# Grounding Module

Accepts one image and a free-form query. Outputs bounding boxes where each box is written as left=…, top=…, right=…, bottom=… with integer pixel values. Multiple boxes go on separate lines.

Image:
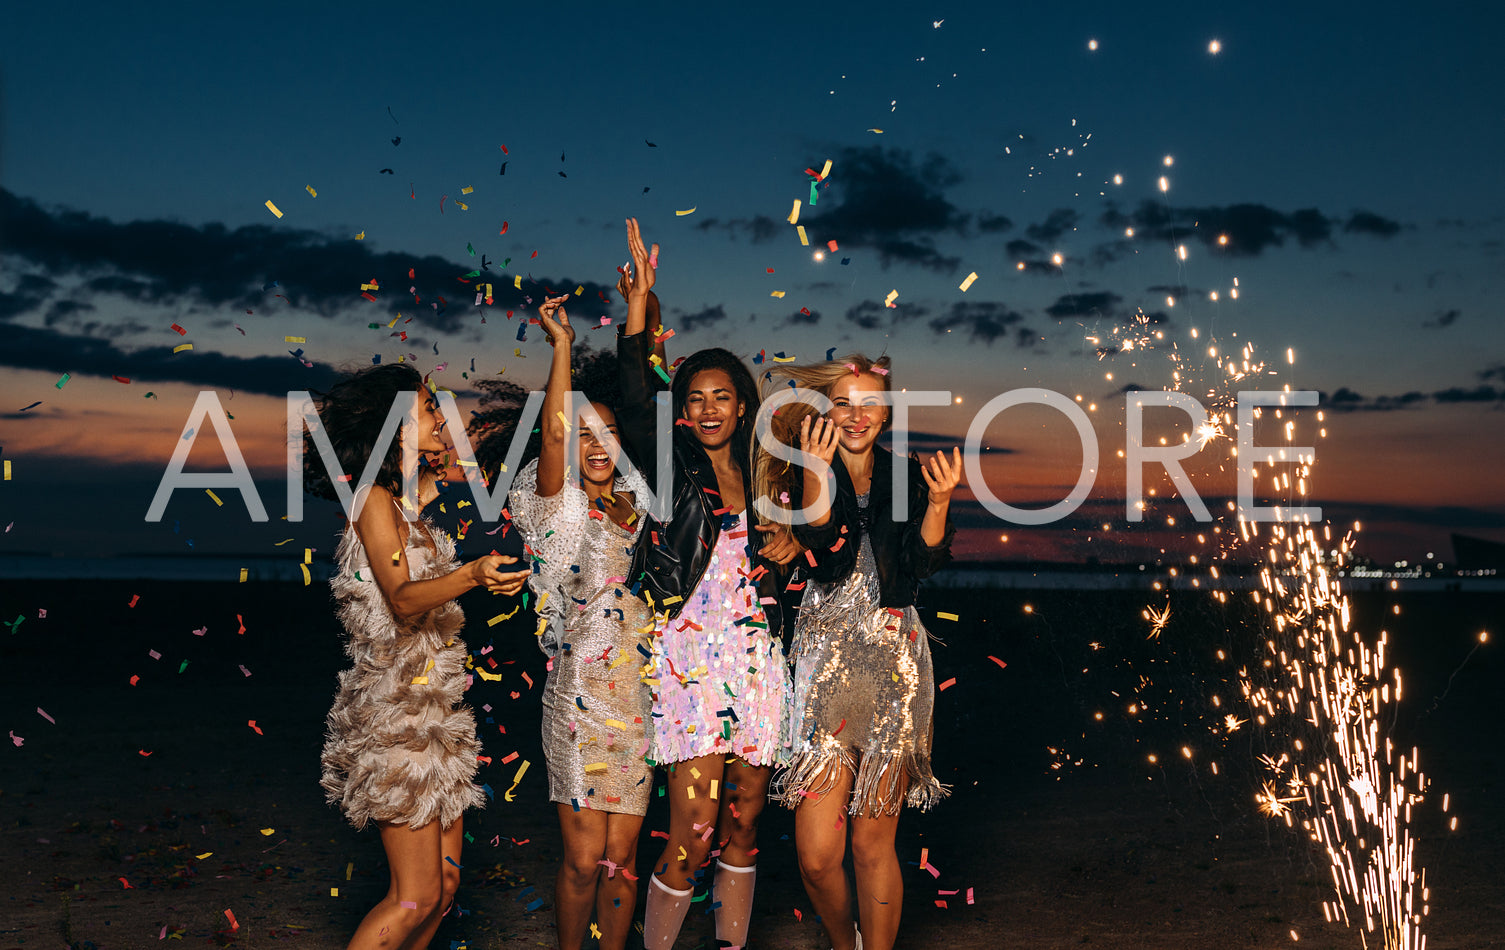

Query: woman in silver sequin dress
left=507, top=294, right=656, bottom=950
left=756, top=354, right=962, bottom=950
left=310, top=364, right=530, bottom=950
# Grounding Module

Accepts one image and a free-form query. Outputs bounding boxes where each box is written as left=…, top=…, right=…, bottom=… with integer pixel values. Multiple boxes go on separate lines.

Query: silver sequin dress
left=778, top=494, right=947, bottom=816
left=510, top=460, right=656, bottom=815
left=321, top=499, right=486, bottom=831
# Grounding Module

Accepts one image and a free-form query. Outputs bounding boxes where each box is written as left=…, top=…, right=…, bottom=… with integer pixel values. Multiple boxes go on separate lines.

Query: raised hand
left=625, top=217, right=658, bottom=298
left=754, top=523, right=806, bottom=566
left=538, top=294, right=575, bottom=348
left=472, top=554, right=531, bottom=596
left=920, top=447, right=963, bottom=505
left=799, top=413, right=841, bottom=467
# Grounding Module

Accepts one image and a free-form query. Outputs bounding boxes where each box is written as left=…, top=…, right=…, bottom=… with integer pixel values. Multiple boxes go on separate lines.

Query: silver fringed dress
left=321, top=499, right=486, bottom=831
left=779, top=494, right=947, bottom=817
left=510, top=461, right=656, bottom=815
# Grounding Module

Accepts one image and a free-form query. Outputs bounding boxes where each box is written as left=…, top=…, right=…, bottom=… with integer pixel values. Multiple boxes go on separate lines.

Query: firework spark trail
left=1238, top=502, right=1430, bottom=949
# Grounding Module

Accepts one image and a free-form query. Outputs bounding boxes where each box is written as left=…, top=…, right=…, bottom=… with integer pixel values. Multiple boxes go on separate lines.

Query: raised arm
left=535, top=293, right=575, bottom=498
left=623, top=217, right=658, bottom=337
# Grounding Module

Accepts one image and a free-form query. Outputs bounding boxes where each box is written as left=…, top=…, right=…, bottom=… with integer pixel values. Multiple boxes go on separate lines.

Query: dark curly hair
left=302, top=363, right=424, bottom=502
left=468, top=343, right=634, bottom=483
left=670, top=347, right=761, bottom=477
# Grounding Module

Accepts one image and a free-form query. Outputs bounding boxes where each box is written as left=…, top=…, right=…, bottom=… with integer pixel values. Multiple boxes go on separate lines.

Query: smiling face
left=413, top=390, right=448, bottom=454
left=578, top=402, right=621, bottom=489
left=826, top=373, right=888, bottom=455
left=681, top=368, right=745, bottom=451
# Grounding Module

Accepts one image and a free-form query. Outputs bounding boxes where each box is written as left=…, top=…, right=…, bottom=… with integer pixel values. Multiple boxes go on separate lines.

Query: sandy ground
left=1, top=581, right=1500, bottom=949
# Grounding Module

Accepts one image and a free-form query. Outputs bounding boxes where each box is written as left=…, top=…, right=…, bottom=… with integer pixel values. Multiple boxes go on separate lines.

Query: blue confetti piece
left=372, top=354, right=382, bottom=364
left=826, top=347, right=837, bottom=360
left=480, top=782, right=495, bottom=800
left=525, top=898, right=543, bottom=912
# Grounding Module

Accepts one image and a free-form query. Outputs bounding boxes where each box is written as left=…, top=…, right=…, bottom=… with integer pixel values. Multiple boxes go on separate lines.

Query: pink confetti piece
left=193, top=626, right=207, bottom=636
left=239, top=664, right=252, bottom=677
left=36, top=707, right=55, bottom=724
left=9, top=731, right=23, bottom=747
left=966, top=886, right=975, bottom=904
left=149, top=649, right=161, bottom=660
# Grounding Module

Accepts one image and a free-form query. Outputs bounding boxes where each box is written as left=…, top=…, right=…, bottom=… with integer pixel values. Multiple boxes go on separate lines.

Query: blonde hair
left=753, top=353, right=892, bottom=525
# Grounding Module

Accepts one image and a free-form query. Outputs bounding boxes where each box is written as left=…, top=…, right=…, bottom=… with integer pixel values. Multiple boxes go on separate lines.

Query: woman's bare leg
left=346, top=820, right=445, bottom=949
left=793, top=763, right=858, bottom=950
left=399, top=817, right=465, bottom=950
left=554, top=806, right=608, bottom=950
left=712, top=757, right=771, bottom=948
left=849, top=768, right=908, bottom=950
left=652, top=753, right=725, bottom=889
left=597, top=812, right=645, bottom=950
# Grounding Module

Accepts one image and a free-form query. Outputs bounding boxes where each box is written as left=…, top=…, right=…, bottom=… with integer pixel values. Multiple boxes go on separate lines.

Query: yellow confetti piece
left=285, top=335, right=307, bottom=343
left=455, top=201, right=468, bottom=210
left=584, top=762, right=608, bottom=773
left=330, top=888, right=339, bottom=897
left=361, top=282, right=379, bottom=291
left=461, top=186, right=474, bottom=195
left=238, top=568, right=247, bottom=583
left=959, top=272, right=979, bottom=292
left=355, top=231, right=365, bottom=240
left=590, top=924, right=602, bottom=941
left=884, top=289, right=899, bottom=307
left=3, top=461, right=10, bottom=480
left=196, top=852, right=213, bottom=860
left=675, top=207, right=697, bottom=216
left=514, top=275, right=523, bottom=289
left=787, top=199, right=801, bottom=224
left=604, top=718, right=628, bottom=729
left=387, top=315, right=400, bottom=328
left=689, top=766, right=702, bottom=779
left=260, top=828, right=275, bottom=836
left=936, top=611, right=960, bottom=621
left=476, top=667, right=503, bottom=681
left=820, top=159, right=833, bottom=179
left=173, top=343, right=194, bottom=353
left=772, top=354, right=796, bottom=363
left=304, top=548, right=312, bottom=564
left=770, top=290, right=786, bottom=298
left=503, top=759, right=531, bottom=802
left=274, top=538, right=294, bottom=546
left=205, top=489, right=223, bottom=507
left=797, top=225, right=809, bottom=246
left=661, top=595, right=682, bottom=606
left=345, top=862, right=353, bottom=880
left=299, top=563, right=311, bottom=586
left=686, top=785, right=696, bottom=799
left=574, top=285, right=584, bottom=296
left=305, top=185, right=317, bottom=198
left=264, top=200, right=283, bottom=219
left=411, top=676, right=429, bottom=685
left=867, top=128, right=884, bottom=133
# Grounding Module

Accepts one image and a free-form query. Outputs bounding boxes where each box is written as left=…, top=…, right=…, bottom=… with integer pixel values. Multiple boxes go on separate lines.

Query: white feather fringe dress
left=320, top=503, right=486, bottom=831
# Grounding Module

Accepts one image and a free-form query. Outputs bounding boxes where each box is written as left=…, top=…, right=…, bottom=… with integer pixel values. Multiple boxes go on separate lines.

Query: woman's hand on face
left=471, top=555, right=531, bottom=595
left=538, top=295, right=575, bottom=348
left=799, top=414, right=841, bottom=466
left=754, top=524, right=805, bottom=566
left=625, top=217, right=658, bottom=298
left=920, top=447, right=963, bottom=504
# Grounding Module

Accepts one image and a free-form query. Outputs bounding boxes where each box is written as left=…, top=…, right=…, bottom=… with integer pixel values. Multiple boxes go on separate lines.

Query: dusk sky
left=2, top=3, right=1502, bottom=566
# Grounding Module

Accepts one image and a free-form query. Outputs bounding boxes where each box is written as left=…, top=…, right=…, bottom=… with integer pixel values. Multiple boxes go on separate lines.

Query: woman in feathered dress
left=310, top=363, right=530, bottom=949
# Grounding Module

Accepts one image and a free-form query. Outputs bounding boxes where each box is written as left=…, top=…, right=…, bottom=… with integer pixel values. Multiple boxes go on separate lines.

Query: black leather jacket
left=615, top=329, right=787, bottom=638
left=791, top=447, right=953, bottom=606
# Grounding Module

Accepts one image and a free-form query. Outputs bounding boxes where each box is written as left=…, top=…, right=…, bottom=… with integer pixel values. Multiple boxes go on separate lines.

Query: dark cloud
left=701, top=147, right=969, bottom=272
left=1424, top=308, right=1461, bottom=329
left=843, top=300, right=895, bottom=330
left=0, top=187, right=619, bottom=335
left=976, top=212, right=1014, bottom=233
left=1005, top=239, right=1041, bottom=257
left=1097, top=200, right=1397, bottom=256
left=1145, top=284, right=1198, bottom=299
left=1025, top=208, right=1078, bottom=244
left=674, top=305, right=728, bottom=332
left=1344, top=211, right=1402, bottom=237
left=1433, top=385, right=1503, bottom=404
left=879, top=429, right=1013, bottom=455
left=1479, top=364, right=1505, bottom=382
left=928, top=301, right=1031, bottom=345
left=0, top=321, right=340, bottom=397
left=1045, top=292, right=1122, bottom=319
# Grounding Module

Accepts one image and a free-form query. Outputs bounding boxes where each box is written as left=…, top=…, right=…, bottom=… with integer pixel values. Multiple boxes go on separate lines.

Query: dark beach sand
left=1, top=579, right=1499, bottom=948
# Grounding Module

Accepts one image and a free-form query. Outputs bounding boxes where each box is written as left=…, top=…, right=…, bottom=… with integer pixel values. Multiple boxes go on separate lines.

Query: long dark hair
left=303, top=363, right=423, bottom=502
left=670, top=347, right=761, bottom=477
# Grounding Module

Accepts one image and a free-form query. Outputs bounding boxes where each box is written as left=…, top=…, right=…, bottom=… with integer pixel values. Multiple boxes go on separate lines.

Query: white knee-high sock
left=713, top=860, right=756, bottom=950
left=643, top=873, right=693, bottom=949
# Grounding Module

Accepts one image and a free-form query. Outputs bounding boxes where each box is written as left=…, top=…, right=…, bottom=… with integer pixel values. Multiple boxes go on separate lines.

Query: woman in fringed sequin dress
left=310, top=364, right=531, bottom=949
left=503, top=293, right=658, bottom=950
left=756, top=354, right=962, bottom=950
left=613, top=219, right=803, bottom=950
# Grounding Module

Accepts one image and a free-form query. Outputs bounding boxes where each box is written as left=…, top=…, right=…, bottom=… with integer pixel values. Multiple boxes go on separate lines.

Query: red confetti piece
left=987, top=656, right=1008, bottom=669
left=248, top=720, right=263, bottom=735
left=129, top=675, right=140, bottom=686
left=118, top=877, right=134, bottom=889
left=224, top=909, right=240, bottom=931
left=112, top=375, right=131, bottom=384
left=501, top=751, right=520, bottom=764
left=170, top=323, right=187, bottom=336
left=128, top=594, right=140, bottom=608
left=938, top=678, right=957, bottom=691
